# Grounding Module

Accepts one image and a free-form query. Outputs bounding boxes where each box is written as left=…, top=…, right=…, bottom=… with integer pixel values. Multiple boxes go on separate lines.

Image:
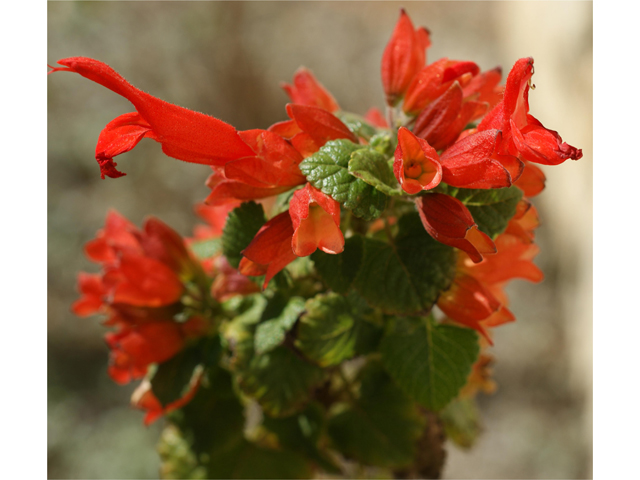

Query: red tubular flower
left=479, top=57, right=582, bottom=165
left=239, top=211, right=298, bottom=288
left=106, top=321, right=188, bottom=384
left=381, top=9, right=431, bottom=106
left=281, top=67, right=340, bottom=113
left=132, top=373, right=203, bottom=426
left=504, top=200, right=540, bottom=243
left=403, top=58, right=479, bottom=115
left=416, top=193, right=496, bottom=263
left=394, top=127, right=442, bottom=194
left=412, top=82, right=488, bottom=151
left=49, top=57, right=254, bottom=178
left=462, top=66, right=503, bottom=110
left=84, top=210, right=142, bottom=264
left=211, top=256, right=260, bottom=302
left=205, top=129, right=307, bottom=206
left=290, top=183, right=345, bottom=256
left=439, top=129, right=521, bottom=189
left=285, top=103, right=358, bottom=146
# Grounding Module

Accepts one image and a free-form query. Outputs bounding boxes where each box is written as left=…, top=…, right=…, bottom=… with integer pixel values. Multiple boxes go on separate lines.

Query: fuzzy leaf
left=299, top=139, right=388, bottom=220
left=254, top=296, right=307, bottom=355
left=348, top=146, right=402, bottom=196
left=380, top=316, right=480, bottom=411
left=311, top=235, right=363, bottom=294
left=296, top=293, right=382, bottom=367
left=353, top=213, right=457, bottom=314
left=327, top=362, right=425, bottom=468
left=222, top=201, right=266, bottom=268
left=238, top=346, right=325, bottom=418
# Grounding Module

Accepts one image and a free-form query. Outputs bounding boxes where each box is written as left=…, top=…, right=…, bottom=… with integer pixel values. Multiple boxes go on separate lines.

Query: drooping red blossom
left=49, top=57, right=254, bottom=178
left=381, top=9, right=431, bottom=106
left=290, top=183, right=345, bottom=256
left=478, top=57, right=582, bottom=165
left=239, top=211, right=298, bottom=288
left=281, top=67, right=340, bottom=113
left=393, top=127, right=442, bottom=194
left=416, top=193, right=496, bottom=263
left=438, top=207, right=544, bottom=342
left=462, top=66, right=504, bottom=110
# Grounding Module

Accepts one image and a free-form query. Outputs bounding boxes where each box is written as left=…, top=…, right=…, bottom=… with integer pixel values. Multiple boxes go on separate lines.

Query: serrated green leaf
left=440, top=397, right=482, bottom=449
left=380, top=316, right=480, bottom=411
left=189, top=237, right=222, bottom=260
left=438, top=185, right=523, bottom=237
left=238, top=346, right=325, bottom=418
left=348, top=146, right=402, bottom=196
left=263, top=403, right=340, bottom=473
left=255, top=296, right=306, bottom=355
left=299, top=139, right=388, bottom=221
left=327, top=362, right=425, bottom=468
left=222, top=201, right=266, bottom=268
left=295, top=292, right=382, bottom=367
left=353, top=213, right=457, bottom=315
left=311, top=235, right=363, bottom=294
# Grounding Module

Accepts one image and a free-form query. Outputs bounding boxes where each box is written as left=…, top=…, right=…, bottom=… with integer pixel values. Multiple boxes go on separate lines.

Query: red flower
left=290, top=183, right=345, bottom=256
left=49, top=57, right=254, bottom=178
left=106, top=321, right=189, bottom=385
left=281, top=67, right=340, bottom=113
left=381, top=9, right=431, bottom=106
left=439, top=129, right=521, bottom=189
left=479, top=57, right=582, bottom=165
left=416, top=193, right=496, bottom=263
left=239, top=211, right=298, bottom=288
left=393, top=127, right=442, bottom=194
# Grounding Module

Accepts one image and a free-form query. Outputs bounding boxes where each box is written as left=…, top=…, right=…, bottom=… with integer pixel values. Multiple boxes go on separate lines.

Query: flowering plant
left=49, top=9, right=581, bottom=478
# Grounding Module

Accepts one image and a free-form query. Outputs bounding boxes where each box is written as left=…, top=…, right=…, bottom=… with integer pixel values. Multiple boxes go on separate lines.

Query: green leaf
left=327, top=362, right=425, bottom=468
left=222, top=201, right=266, bottom=268
left=189, top=237, right=222, bottom=260
left=353, top=213, right=457, bottom=314
left=348, top=146, right=402, bottom=196
left=295, top=292, right=382, bottom=367
left=299, top=139, right=388, bottom=221
left=254, top=296, right=306, bottom=355
left=380, top=316, right=480, bottom=411
left=263, top=403, right=340, bottom=473
left=440, top=397, right=482, bottom=449
left=238, top=346, right=325, bottom=418
left=311, top=235, right=363, bottom=294
left=438, top=185, right=523, bottom=237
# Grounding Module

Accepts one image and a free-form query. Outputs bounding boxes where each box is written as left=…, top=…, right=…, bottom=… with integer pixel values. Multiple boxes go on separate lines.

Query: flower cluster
left=52, top=9, right=582, bottom=468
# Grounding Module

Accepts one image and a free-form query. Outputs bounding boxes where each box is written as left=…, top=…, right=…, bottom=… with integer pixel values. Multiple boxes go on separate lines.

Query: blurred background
left=47, top=2, right=592, bottom=478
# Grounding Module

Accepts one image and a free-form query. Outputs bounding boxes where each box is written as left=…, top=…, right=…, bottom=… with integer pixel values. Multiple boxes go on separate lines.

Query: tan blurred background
left=47, top=2, right=592, bottom=478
